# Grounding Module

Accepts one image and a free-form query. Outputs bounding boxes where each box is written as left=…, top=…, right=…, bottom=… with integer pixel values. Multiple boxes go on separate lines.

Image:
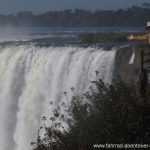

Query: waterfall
left=0, top=44, right=116, bottom=150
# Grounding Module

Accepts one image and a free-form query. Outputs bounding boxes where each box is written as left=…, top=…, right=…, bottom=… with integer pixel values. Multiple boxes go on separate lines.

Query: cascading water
left=0, top=44, right=116, bottom=150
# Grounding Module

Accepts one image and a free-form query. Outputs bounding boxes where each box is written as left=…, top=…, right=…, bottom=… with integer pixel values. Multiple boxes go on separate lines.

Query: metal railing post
left=140, top=48, right=145, bottom=97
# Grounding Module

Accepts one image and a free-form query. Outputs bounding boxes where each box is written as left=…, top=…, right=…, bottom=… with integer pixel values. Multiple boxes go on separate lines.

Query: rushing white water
left=129, top=49, right=135, bottom=64
left=0, top=44, right=116, bottom=150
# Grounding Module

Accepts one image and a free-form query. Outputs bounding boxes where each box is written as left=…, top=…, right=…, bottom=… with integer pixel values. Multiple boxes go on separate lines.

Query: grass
left=78, top=32, right=141, bottom=42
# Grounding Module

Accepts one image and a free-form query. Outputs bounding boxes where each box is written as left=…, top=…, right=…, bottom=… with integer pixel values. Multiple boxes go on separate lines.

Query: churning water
left=0, top=44, right=116, bottom=150
left=0, top=27, right=123, bottom=150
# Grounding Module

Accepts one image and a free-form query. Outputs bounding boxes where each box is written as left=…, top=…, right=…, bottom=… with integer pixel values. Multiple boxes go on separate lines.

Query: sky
left=0, top=0, right=150, bottom=14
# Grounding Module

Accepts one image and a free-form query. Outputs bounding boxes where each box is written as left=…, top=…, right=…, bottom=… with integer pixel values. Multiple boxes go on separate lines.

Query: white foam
left=129, top=51, right=135, bottom=64
left=0, top=45, right=116, bottom=150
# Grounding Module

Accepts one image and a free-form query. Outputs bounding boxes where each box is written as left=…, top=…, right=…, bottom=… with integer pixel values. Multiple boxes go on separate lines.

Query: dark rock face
left=114, top=44, right=143, bottom=83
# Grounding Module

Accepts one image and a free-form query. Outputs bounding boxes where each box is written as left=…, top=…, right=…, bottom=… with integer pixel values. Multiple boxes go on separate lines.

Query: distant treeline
left=1, top=3, right=150, bottom=27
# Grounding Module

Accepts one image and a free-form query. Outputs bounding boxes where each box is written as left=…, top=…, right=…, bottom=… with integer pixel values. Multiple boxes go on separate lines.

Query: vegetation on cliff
left=31, top=77, right=150, bottom=150
left=0, top=3, right=150, bottom=27
left=78, top=33, right=128, bottom=42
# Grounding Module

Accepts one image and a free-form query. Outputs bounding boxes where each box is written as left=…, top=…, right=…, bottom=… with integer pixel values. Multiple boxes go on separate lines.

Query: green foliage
left=1, top=3, right=150, bottom=27
left=79, top=33, right=128, bottom=42
left=32, top=79, right=150, bottom=150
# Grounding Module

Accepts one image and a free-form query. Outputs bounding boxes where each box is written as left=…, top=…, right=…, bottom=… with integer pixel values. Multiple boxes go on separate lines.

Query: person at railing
left=127, top=21, right=150, bottom=97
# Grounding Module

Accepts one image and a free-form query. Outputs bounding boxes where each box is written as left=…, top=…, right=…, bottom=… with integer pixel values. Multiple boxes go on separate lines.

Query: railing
left=141, top=46, right=150, bottom=97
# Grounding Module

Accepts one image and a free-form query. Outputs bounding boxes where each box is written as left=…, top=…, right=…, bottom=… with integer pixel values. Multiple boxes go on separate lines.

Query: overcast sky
left=0, top=0, right=150, bottom=14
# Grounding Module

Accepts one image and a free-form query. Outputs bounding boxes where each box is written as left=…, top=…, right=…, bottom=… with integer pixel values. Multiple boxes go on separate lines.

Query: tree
left=142, top=3, right=150, bottom=9
left=32, top=78, right=150, bottom=150
left=0, top=4, right=150, bottom=27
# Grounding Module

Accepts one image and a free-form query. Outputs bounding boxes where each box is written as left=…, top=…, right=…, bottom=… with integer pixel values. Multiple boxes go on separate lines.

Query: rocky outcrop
left=114, top=44, right=143, bottom=83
